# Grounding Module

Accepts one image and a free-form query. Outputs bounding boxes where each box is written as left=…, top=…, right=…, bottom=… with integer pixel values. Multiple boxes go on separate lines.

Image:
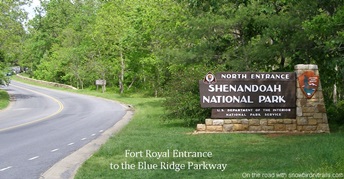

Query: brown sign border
left=199, top=72, right=296, bottom=119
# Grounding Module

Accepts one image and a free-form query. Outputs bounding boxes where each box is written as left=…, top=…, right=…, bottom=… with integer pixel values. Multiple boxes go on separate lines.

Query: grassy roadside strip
left=12, top=76, right=344, bottom=178
left=74, top=107, right=344, bottom=178
left=0, top=88, right=9, bottom=110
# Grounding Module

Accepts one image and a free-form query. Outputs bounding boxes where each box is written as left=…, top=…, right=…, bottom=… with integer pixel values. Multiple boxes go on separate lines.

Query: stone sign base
left=196, top=64, right=330, bottom=134
left=196, top=118, right=329, bottom=133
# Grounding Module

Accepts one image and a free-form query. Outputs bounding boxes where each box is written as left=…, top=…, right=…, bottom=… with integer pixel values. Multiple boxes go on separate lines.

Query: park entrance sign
left=196, top=64, right=330, bottom=133
left=199, top=72, right=296, bottom=118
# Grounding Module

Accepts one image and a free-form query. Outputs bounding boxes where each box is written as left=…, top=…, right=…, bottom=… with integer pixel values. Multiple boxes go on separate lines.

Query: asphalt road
left=0, top=81, right=126, bottom=179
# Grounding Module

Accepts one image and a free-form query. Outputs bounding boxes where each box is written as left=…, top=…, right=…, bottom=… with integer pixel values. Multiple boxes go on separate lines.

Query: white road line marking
left=68, top=142, right=74, bottom=146
left=0, top=166, right=12, bottom=172
left=99, top=130, right=103, bottom=133
left=91, top=133, right=96, bottom=136
left=81, top=138, right=87, bottom=141
left=51, top=148, right=59, bottom=152
left=0, top=84, right=64, bottom=132
left=13, top=108, right=30, bottom=111
left=28, top=156, right=39, bottom=161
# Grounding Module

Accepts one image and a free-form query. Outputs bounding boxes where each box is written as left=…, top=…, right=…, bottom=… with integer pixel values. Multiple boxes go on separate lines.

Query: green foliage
left=163, top=0, right=344, bottom=125
left=0, top=0, right=27, bottom=71
left=302, top=5, right=344, bottom=103
left=21, top=0, right=182, bottom=95
left=327, top=101, right=344, bottom=130
left=164, top=65, right=219, bottom=126
left=2, top=0, right=344, bottom=125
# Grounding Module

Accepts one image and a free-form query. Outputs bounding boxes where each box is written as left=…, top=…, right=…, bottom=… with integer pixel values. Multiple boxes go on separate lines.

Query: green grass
left=0, top=88, right=9, bottom=110
left=12, top=76, right=344, bottom=179
left=74, top=98, right=344, bottom=179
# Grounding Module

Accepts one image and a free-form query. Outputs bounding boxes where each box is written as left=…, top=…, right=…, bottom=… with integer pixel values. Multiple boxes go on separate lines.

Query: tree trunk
left=334, top=83, right=337, bottom=103
left=119, top=51, right=125, bottom=94
left=279, top=53, right=285, bottom=70
left=102, top=72, right=106, bottom=93
left=334, top=64, right=338, bottom=103
left=128, top=76, right=136, bottom=90
left=76, top=74, right=83, bottom=90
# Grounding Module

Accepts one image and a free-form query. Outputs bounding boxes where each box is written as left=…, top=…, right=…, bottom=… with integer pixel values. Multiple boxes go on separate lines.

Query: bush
left=164, top=65, right=212, bottom=126
left=327, top=100, right=344, bottom=131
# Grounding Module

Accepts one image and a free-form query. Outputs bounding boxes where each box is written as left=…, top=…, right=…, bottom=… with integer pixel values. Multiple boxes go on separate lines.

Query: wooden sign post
left=96, top=79, right=106, bottom=93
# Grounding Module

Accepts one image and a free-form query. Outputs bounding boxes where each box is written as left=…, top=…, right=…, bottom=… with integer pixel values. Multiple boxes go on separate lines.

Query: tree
left=10, top=0, right=344, bottom=126
left=303, top=3, right=344, bottom=104
left=22, top=0, right=100, bottom=86
left=90, top=1, right=134, bottom=94
left=0, top=0, right=28, bottom=73
left=163, top=0, right=344, bottom=124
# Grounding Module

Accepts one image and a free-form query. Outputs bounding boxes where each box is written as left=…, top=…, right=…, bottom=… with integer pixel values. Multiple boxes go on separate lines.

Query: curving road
left=0, top=81, right=126, bottom=179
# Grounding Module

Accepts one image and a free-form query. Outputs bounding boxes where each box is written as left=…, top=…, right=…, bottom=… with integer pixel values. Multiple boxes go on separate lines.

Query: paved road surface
left=0, top=81, right=126, bottom=179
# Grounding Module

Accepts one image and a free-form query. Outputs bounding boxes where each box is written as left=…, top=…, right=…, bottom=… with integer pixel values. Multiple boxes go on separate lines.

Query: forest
left=1, top=0, right=344, bottom=126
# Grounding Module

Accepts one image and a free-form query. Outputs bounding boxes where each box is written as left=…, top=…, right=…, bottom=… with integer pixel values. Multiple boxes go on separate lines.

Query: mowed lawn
left=0, top=89, right=9, bottom=110
left=75, top=97, right=344, bottom=179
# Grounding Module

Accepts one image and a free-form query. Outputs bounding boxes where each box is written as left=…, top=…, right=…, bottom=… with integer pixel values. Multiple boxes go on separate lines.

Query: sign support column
left=295, top=64, right=330, bottom=133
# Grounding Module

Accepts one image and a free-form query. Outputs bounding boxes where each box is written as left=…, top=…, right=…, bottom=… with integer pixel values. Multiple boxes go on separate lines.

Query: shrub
left=164, top=65, right=212, bottom=126
left=327, top=100, right=344, bottom=131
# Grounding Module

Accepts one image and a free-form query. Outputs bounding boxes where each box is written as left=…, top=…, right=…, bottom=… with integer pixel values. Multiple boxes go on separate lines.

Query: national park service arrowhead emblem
left=298, top=71, right=319, bottom=99
left=203, top=72, right=216, bottom=84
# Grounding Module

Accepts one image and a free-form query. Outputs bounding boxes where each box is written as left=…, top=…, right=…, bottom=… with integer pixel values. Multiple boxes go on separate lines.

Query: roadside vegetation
left=1, top=0, right=344, bottom=126
left=0, top=0, right=344, bottom=126
left=12, top=76, right=344, bottom=178
left=2, top=0, right=344, bottom=178
left=73, top=96, right=344, bottom=179
left=0, top=89, right=9, bottom=110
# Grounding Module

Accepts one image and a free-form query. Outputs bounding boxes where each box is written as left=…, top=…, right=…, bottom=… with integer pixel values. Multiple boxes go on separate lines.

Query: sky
left=23, top=0, right=41, bottom=19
